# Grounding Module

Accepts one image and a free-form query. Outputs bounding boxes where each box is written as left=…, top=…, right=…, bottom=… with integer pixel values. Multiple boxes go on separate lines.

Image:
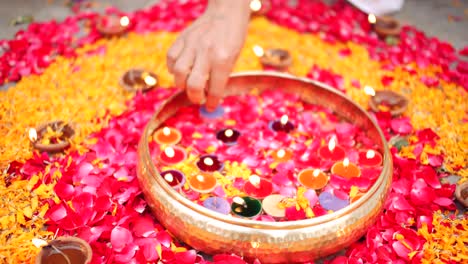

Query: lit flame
left=280, top=115, right=289, bottom=125
left=253, top=45, right=264, bottom=57
left=32, top=238, right=48, bottom=248
left=366, top=150, right=376, bottom=159
left=164, top=173, right=174, bottom=183
left=364, top=85, right=376, bottom=96
left=343, top=157, right=350, bottom=167
left=276, top=149, right=286, bottom=158
left=233, top=196, right=245, bottom=205
left=250, top=0, right=262, bottom=12
left=144, top=74, right=157, bottom=86
left=368, top=14, right=377, bottom=24
left=224, top=129, right=234, bottom=137
left=249, top=175, right=261, bottom=187
left=251, top=241, right=260, bottom=248
left=162, top=127, right=171, bottom=136
left=313, top=169, right=321, bottom=177
left=29, top=128, right=38, bottom=142
left=328, top=138, right=336, bottom=152
left=203, top=157, right=214, bottom=166
left=120, top=16, right=130, bottom=27
left=164, top=147, right=175, bottom=158
left=196, top=175, right=205, bottom=182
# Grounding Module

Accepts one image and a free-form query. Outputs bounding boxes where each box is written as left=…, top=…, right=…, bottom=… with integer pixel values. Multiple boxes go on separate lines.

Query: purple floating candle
left=199, top=105, right=225, bottom=119
left=160, top=170, right=185, bottom=189
left=196, top=155, right=224, bottom=172
left=318, top=191, right=349, bottom=212
left=203, top=197, right=231, bottom=215
left=268, top=114, right=294, bottom=133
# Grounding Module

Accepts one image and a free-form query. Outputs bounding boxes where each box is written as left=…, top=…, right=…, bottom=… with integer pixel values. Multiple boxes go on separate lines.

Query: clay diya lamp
left=96, top=15, right=130, bottom=37
left=369, top=90, right=409, bottom=116
left=35, top=236, right=92, bottom=264
left=260, top=48, right=292, bottom=71
left=119, top=68, right=158, bottom=93
left=455, top=181, right=468, bottom=208
left=368, top=14, right=401, bottom=39
left=250, top=0, right=271, bottom=16
left=29, top=121, right=75, bottom=153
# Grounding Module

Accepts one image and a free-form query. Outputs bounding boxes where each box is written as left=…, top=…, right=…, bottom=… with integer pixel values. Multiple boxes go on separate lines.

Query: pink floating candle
left=158, top=146, right=186, bottom=165
left=153, top=127, right=182, bottom=145
left=358, top=149, right=383, bottom=167
left=243, top=175, right=273, bottom=199
left=271, top=149, right=293, bottom=163
left=297, top=168, right=328, bottom=190
left=160, top=170, right=185, bottom=189
left=331, top=158, right=361, bottom=179
left=189, top=174, right=217, bottom=193
left=318, top=138, right=346, bottom=161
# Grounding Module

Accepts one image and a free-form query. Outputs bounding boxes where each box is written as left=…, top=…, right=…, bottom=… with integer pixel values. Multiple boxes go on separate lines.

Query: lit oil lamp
left=216, top=128, right=241, bottom=146
left=331, top=158, right=361, bottom=179
left=261, top=194, right=289, bottom=218
left=269, top=114, right=295, bottom=133
left=34, top=236, right=92, bottom=264
left=29, top=121, right=75, bottom=153
left=153, top=126, right=182, bottom=145
left=96, top=15, right=130, bottom=37
left=358, top=149, right=383, bottom=167
left=271, top=148, right=293, bottom=163
left=318, top=138, right=346, bottom=161
left=203, top=197, right=231, bottom=215
left=158, top=146, right=187, bottom=165
left=455, top=181, right=468, bottom=208
left=365, top=86, right=408, bottom=116
left=250, top=0, right=272, bottom=16
left=188, top=173, right=217, bottom=193
left=196, top=155, right=224, bottom=172
left=297, top=168, right=329, bottom=190
left=160, top=170, right=185, bottom=190
left=231, top=196, right=262, bottom=219
left=243, top=175, right=273, bottom=199
left=318, top=191, right=349, bottom=212
left=368, top=14, right=401, bottom=39
left=119, top=68, right=158, bottom=92
left=254, top=45, right=292, bottom=71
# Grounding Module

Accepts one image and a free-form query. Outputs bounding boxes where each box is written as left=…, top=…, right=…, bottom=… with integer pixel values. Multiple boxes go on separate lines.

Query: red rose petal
left=48, top=204, right=67, bottom=222
left=174, top=249, right=197, bottom=264
left=433, top=197, right=453, bottom=207
left=111, top=226, right=133, bottom=252
left=156, top=230, right=172, bottom=248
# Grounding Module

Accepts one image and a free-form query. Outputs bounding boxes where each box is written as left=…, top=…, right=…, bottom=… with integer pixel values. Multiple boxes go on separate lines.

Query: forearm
left=206, top=0, right=252, bottom=20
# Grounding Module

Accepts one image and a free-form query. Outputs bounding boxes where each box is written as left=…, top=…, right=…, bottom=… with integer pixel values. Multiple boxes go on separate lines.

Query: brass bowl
left=137, top=71, right=392, bottom=263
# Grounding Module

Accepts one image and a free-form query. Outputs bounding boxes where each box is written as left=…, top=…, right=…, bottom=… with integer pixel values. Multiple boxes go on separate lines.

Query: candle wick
left=51, top=245, right=72, bottom=264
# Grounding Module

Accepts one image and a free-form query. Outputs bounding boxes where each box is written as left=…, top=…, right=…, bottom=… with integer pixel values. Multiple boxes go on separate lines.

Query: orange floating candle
left=188, top=173, right=217, bottom=193
left=271, top=149, right=293, bottom=163
left=153, top=127, right=182, bottom=145
left=297, top=168, right=329, bottom=190
left=331, top=158, right=361, bottom=179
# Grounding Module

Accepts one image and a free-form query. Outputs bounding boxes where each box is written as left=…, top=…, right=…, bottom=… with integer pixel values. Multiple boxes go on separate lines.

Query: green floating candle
left=231, top=196, right=262, bottom=218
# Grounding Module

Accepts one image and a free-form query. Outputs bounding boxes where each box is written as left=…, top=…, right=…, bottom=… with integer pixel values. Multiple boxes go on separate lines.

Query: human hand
left=167, top=0, right=251, bottom=111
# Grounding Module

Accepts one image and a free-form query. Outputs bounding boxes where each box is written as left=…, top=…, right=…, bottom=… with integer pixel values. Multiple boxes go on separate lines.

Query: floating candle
left=331, top=158, right=361, bottom=179
left=271, top=149, right=293, bottom=163
left=153, top=127, right=182, bottom=145
left=243, top=175, right=273, bottom=199
left=30, top=121, right=75, bottom=153
left=199, top=105, right=225, bottom=119
left=35, top=236, right=92, bottom=264
left=189, top=174, right=217, bottom=193
left=358, top=150, right=383, bottom=167
left=119, top=69, right=158, bottom=92
left=261, top=194, right=288, bottom=218
left=196, top=155, right=223, bottom=172
left=160, top=170, right=185, bottom=189
left=231, top=196, right=262, bottom=218
left=216, top=128, right=240, bottom=145
left=368, top=90, right=409, bottom=116
left=269, top=115, right=295, bottom=133
left=159, top=146, right=186, bottom=165
left=96, top=15, right=130, bottom=37
left=297, top=169, right=328, bottom=190
left=319, top=191, right=349, bottom=212
left=318, top=138, right=346, bottom=161
left=203, top=197, right=231, bottom=215
left=259, top=48, right=292, bottom=70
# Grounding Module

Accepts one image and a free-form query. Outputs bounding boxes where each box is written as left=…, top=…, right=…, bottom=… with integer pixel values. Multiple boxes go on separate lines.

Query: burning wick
left=164, top=173, right=174, bottom=183
left=164, top=147, right=175, bottom=158
left=250, top=0, right=262, bottom=12
left=120, top=16, right=130, bottom=27
left=29, top=128, right=38, bottom=142
left=253, top=45, right=264, bottom=57
left=203, top=157, right=214, bottom=166
left=162, top=127, right=171, bottom=136
left=196, top=175, right=205, bottom=182
left=280, top=115, right=289, bottom=125
left=328, top=138, right=336, bottom=152
left=249, top=175, right=261, bottom=188
left=233, top=197, right=247, bottom=207
left=343, top=157, right=350, bottom=168
left=368, top=14, right=377, bottom=24
left=364, top=85, right=376, bottom=96
left=366, top=150, right=376, bottom=159
left=276, top=149, right=286, bottom=158
left=224, top=129, right=234, bottom=138
left=32, top=238, right=48, bottom=248
left=144, top=74, right=157, bottom=86
left=313, top=169, right=321, bottom=177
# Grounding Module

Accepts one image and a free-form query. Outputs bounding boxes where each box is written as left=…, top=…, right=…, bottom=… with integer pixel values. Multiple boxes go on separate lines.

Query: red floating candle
left=189, top=173, right=217, bottom=193
left=160, top=170, right=186, bottom=189
left=243, top=175, right=273, bottom=199
left=271, top=149, right=293, bottom=163
left=153, top=127, right=182, bottom=145
left=158, top=146, right=186, bottom=165
left=331, top=158, right=361, bottom=179
left=318, top=138, right=346, bottom=161
left=358, top=149, right=383, bottom=167
left=297, top=168, right=329, bottom=190
left=96, top=15, right=130, bottom=37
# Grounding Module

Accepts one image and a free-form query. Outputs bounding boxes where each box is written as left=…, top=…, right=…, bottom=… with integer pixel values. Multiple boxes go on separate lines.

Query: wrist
left=206, top=0, right=252, bottom=18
